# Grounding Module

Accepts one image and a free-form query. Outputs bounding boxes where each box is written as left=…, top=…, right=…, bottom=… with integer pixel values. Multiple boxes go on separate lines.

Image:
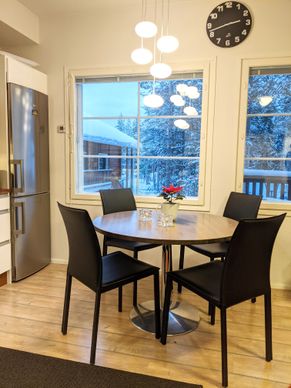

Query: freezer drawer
left=11, top=193, right=51, bottom=281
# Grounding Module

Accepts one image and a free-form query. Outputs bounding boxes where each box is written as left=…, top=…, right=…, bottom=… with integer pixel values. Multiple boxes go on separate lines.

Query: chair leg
left=62, top=272, right=72, bottom=335
left=161, top=278, right=173, bottom=345
left=153, top=272, right=161, bottom=339
left=90, top=292, right=101, bottom=365
left=210, top=303, right=216, bottom=325
left=118, top=286, right=123, bottom=312
left=220, top=307, right=228, bottom=387
left=251, top=297, right=256, bottom=303
left=133, top=251, right=138, bottom=307
left=102, top=239, right=108, bottom=256
left=169, top=246, right=173, bottom=271
left=264, top=291, right=273, bottom=362
left=177, top=245, right=185, bottom=294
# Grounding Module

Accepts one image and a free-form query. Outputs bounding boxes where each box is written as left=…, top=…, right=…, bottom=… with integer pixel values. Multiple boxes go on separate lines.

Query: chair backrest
left=58, top=202, right=102, bottom=291
left=223, top=192, right=262, bottom=221
left=222, top=213, right=286, bottom=306
left=99, top=188, right=137, bottom=215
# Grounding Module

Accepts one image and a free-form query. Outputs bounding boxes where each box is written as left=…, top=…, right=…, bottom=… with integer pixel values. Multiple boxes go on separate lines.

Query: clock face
left=206, top=1, right=252, bottom=48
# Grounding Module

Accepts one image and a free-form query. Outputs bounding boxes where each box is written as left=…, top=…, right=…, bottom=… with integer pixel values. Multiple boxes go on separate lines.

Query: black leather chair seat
left=188, top=242, right=229, bottom=258
left=102, top=251, right=159, bottom=291
left=171, top=260, right=223, bottom=304
left=105, top=237, right=158, bottom=252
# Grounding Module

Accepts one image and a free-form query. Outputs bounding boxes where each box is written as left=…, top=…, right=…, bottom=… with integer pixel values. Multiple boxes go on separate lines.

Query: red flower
left=160, top=184, right=185, bottom=203
left=162, top=184, right=183, bottom=195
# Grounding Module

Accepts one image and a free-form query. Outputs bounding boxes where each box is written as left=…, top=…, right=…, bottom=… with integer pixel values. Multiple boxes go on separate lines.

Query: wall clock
left=206, top=1, right=252, bottom=48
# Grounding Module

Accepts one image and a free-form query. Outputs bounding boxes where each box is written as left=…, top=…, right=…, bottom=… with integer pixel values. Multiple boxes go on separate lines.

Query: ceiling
left=18, top=0, right=137, bottom=16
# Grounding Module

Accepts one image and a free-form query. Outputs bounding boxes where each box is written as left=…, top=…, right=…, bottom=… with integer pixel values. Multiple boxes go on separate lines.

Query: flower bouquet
left=159, top=184, right=185, bottom=221
left=159, top=184, right=185, bottom=203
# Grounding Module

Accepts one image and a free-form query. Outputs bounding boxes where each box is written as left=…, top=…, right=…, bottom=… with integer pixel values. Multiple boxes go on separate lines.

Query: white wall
left=8, top=0, right=291, bottom=288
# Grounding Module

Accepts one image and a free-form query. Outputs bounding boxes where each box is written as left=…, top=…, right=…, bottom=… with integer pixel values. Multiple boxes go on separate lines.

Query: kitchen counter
left=0, top=189, right=10, bottom=196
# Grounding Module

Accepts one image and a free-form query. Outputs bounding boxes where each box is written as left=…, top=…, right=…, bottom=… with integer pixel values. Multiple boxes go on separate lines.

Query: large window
left=68, top=65, right=212, bottom=203
left=238, top=60, right=291, bottom=204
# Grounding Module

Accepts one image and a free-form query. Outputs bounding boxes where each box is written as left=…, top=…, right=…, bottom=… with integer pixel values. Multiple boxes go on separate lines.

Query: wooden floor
left=0, top=263, right=290, bottom=388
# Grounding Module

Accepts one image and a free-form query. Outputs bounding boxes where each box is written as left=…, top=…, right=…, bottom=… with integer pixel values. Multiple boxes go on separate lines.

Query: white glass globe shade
left=135, top=21, right=158, bottom=38
left=186, top=86, right=200, bottom=99
left=170, top=94, right=184, bottom=105
left=183, top=106, right=198, bottom=116
left=259, top=96, right=273, bottom=107
left=144, top=94, right=164, bottom=108
left=157, top=35, right=179, bottom=53
left=131, top=48, right=153, bottom=65
left=174, top=119, right=190, bottom=130
left=150, top=63, right=172, bottom=79
left=176, top=83, right=188, bottom=96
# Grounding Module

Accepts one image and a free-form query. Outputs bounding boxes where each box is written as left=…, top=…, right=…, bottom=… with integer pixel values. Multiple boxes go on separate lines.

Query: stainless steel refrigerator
left=7, top=83, right=51, bottom=281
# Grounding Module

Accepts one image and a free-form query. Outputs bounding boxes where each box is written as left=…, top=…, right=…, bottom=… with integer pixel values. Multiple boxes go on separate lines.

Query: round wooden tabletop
left=93, top=210, right=238, bottom=245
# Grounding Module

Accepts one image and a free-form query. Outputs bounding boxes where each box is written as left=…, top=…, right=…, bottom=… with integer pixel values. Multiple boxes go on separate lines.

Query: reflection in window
left=243, top=66, right=291, bottom=201
left=75, top=73, right=204, bottom=197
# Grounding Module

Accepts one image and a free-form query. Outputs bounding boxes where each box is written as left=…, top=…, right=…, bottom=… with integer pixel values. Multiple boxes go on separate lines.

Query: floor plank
left=0, top=263, right=290, bottom=388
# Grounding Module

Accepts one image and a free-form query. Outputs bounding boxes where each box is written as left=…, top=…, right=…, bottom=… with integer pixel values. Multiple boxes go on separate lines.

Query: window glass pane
left=245, top=116, right=291, bottom=158
left=82, top=157, right=137, bottom=193
left=75, top=72, right=205, bottom=199
left=140, top=78, right=203, bottom=116
left=82, top=82, right=138, bottom=117
left=244, top=163, right=291, bottom=202
left=83, top=119, right=138, bottom=156
left=140, top=118, right=200, bottom=157
left=137, top=159, right=199, bottom=197
left=243, top=65, right=291, bottom=203
left=247, top=73, right=291, bottom=114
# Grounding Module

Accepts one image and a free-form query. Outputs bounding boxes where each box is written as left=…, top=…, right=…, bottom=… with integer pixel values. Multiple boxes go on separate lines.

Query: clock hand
left=210, top=19, right=241, bottom=32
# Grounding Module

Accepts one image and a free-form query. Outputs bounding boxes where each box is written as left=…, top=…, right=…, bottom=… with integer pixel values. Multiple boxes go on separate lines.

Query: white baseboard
left=271, top=282, right=291, bottom=290
left=51, top=258, right=68, bottom=265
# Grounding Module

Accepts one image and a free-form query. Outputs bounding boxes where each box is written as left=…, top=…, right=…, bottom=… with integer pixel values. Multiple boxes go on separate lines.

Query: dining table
left=93, top=209, right=238, bottom=336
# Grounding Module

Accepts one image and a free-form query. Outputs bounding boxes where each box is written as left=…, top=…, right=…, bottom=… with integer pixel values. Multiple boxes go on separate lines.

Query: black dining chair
left=178, top=192, right=262, bottom=294
left=161, top=213, right=286, bottom=387
left=99, top=188, right=161, bottom=310
left=58, top=202, right=160, bottom=365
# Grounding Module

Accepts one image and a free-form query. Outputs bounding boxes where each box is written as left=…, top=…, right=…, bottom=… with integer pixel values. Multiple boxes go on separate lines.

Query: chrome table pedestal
left=130, top=244, right=200, bottom=335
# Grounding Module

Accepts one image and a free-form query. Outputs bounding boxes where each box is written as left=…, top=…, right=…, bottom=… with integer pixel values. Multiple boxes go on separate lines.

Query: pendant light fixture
left=144, top=92, right=164, bottom=108
left=186, top=86, right=200, bottom=99
left=259, top=96, right=273, bottom=107
left=135, top=20, right=158, bottom=38
left=150, top=62, right=172, bottom=79
left=157, top=0, right=179, bottom=53
left=183, top=106, right=198, bottom=116
left=144, top=32, right=164, bottom=108
left=131, top=0, right=180, bottom=108
left=131, top=45, right=153, bottom=65
left=170, top=94, right=185, bottom=106
left=174, top=119, right=190, bottom=130
left=131, top=0, right=156, bottom=65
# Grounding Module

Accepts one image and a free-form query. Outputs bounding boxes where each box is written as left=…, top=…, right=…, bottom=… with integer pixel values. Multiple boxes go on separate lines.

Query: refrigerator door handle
left=10, top=159, right=25, bottom=193
left=14, top=202, right=25, bottom=236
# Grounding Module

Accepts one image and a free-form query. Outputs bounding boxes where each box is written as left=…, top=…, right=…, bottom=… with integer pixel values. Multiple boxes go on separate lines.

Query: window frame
left=65, top=61, right=215, bottom=210
left=236, top=56, right=291, bottom=211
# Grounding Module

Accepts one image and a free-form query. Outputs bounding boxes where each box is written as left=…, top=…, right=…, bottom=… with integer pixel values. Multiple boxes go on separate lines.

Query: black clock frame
left=206, top=1, right=252, bottom=48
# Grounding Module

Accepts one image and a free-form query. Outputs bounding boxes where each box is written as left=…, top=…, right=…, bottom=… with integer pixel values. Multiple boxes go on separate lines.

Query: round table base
left=129, top=300, right=200, bottom=335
